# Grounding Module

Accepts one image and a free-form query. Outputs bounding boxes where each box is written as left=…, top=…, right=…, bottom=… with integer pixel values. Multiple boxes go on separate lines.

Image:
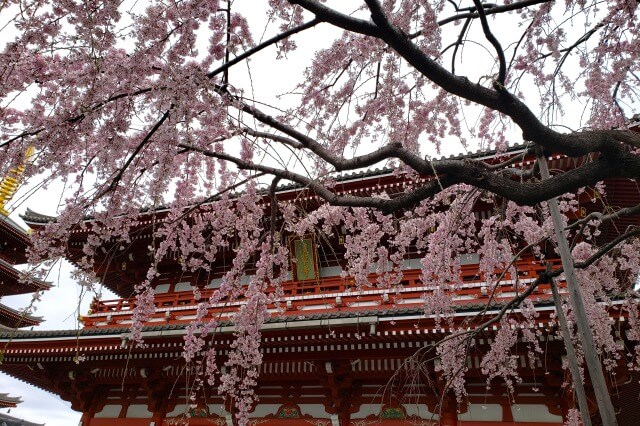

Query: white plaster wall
left=403, top=404, right=439, bottom=420
left=351, top=404, right=381, bottom=419
left=512, top=404, right=563, bottom=423
left=239, top=275, right=255, bottom=285
left=297, top=404, right=330, bottom=418
left=249, top=404, right=280, bottom=418
left=165, top=404, right=188, bottom=417
left=401, top=258, right=422, bottom=270
left=126, top=404, right=153, bottom=418
left=459, top=253, right=480, bottom=265
left=320, top=266, right=342, bottom=277
left=174, top=282, right=193, bottom=292
left=458, top=404, right=502, bottom=422
left=207, top=278, right=223, bottom=288
left=207, top=404, right=230, bottom=417
left=153, top=283, right=170, bottom=294
left=94, top=405, right=121, bottom=418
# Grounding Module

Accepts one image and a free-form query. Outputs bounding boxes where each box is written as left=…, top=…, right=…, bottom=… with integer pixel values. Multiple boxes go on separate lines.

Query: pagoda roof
left=0, top=412, right=44, bottom=426
left=19, top=209, right=55, bottom=226
left=0, top=393, right=22, bottom=408
left=0, top=215, right=28, bottom=238
left=0, top=216, right=30, bottom=264
left=0, top=303, right=43, bottom=329
left=0, top=258, right=51, bottom=296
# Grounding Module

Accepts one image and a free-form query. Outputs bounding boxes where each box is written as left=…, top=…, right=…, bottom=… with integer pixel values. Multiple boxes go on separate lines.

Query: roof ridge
left=21, top=143, right=532, bottom=225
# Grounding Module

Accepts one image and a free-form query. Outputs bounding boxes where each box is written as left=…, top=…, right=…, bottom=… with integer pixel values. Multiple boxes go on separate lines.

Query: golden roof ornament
left=0, top=147, right=34, bottom=216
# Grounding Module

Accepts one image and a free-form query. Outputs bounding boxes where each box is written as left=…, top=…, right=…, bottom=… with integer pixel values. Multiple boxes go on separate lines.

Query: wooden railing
left=83, top=258, right=562, bottom=328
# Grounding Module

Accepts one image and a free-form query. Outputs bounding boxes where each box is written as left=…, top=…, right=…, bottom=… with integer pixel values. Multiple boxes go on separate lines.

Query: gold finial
left=0, top=147, right=34, bottom=216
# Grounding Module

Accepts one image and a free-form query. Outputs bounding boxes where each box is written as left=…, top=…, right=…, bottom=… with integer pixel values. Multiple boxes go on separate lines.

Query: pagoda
left=0, top=216, right=49, bottom=330
left=0, top=146, right=49, bottom=330
left=0, top=178, right=50, bottom=425
left=0, top=145, right=639, bottom=426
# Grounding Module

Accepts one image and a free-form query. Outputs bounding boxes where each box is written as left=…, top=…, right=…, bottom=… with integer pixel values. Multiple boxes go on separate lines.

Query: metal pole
left=549, top=277, right=592, bottom=425
left=538, top=152, right=617, bottom=425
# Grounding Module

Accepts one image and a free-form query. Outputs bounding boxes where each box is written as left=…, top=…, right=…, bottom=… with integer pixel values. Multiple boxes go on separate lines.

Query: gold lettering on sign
left=290, top=236, right=318, bottom=281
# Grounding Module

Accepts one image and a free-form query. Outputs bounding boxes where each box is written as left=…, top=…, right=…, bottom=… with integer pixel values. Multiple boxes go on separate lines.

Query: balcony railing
left=82, top=258, right=562, bottom=328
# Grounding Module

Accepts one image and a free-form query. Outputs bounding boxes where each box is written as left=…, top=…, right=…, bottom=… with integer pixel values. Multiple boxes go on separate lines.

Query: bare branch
left=207, top=18, right=321, bottom=79
left=471, top=0, right=507, bottom=86
left=573, top=226, right=640, bottom=271
left=242, top=128, right=304, bottom=150
left=96, top=108, right=172, bottom=199
left=437, top=0, right=552, bottom=26
left=567, top=201, right=640, bottom=230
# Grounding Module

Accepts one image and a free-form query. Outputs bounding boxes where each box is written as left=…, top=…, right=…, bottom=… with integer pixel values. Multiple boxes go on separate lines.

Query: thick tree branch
left=179, top=141, right=640, bottom=212
left=294, top=0, right=640, bottom=157
left=289, top=0, right=380, bottom=37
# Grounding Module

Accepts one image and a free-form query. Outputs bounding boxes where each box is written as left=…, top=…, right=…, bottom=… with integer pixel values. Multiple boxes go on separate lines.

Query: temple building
left=0, top=210, right=50, bottom=426
left=0, top=147, right=48, bottom=331
left=0, top=394, right=21, bottom=410
left=0, top=216, right=49, bottom=330
left=0, top=144, right=639, bottom=425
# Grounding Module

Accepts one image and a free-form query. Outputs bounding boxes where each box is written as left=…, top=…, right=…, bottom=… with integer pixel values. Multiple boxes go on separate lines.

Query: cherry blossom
left=1, top=1, right=639, bottom=424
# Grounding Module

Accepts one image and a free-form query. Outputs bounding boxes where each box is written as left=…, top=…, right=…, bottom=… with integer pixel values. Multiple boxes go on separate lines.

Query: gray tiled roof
left=0, top=257, right=52, bottom=290
left=0, top=393, right=21, bottom=404
left=0, top=412, right=44, bottom=426
left=0, top=298, right=557, bottom=341
left=0, top=215, right=28, bottom=237
left=21, top=143, right=532, bottom=224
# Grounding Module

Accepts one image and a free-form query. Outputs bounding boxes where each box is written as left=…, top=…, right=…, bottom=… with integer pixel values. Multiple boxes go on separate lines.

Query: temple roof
left=0, top=412, right=44, bottom=426
left=0, top=297, right=561, bottom=340
left=0, top=393, right=21, bottom=408
left=0, top=259, right=51, bottom=297
left=18, top=209, right=54, bottom=226
left=0, top=216, right=27, bottom=238
left=0, top=303, right=43, bottom=329
left=0, top=216, right=30, bottom=265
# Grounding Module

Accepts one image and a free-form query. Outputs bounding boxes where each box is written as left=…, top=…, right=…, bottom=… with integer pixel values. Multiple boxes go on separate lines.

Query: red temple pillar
left=439, top=394, right=457, bottom=426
